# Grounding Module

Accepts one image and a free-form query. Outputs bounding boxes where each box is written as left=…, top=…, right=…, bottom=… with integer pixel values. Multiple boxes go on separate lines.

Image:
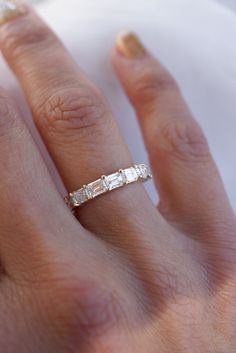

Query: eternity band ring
left=65, top=164, right=152, bottom=211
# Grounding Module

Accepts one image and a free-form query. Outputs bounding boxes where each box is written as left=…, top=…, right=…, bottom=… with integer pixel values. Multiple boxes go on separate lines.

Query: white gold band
left=65, top=164, right=152, bottom=211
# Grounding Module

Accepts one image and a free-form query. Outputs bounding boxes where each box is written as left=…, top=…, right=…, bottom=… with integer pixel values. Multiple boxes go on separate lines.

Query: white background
left=2, top=0, right=236, bottom=210
left=216, top=0, right=236, bottom=11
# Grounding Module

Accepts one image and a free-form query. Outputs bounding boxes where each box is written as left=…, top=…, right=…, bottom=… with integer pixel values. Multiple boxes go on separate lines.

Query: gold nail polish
left=0, top=0, right=27, bottom=25
left=116, top=31, right=146, bottom=59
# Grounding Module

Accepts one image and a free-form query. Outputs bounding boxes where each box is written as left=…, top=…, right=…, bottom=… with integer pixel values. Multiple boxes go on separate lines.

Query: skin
left=0, top=4, right=235, bottom=353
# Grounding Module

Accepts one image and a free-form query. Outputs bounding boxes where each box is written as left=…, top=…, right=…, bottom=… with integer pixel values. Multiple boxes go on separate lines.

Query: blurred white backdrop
left=1, top=0, right=236, bottom=210
left=216, top=0, right=236, bottom=11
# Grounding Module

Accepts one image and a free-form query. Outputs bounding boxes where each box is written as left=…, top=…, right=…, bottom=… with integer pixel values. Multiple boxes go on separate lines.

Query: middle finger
left=0, top=4, right=159, bottom=236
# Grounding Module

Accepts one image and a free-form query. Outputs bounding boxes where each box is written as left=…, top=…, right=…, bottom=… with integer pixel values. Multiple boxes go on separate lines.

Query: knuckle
left=155, top=119, right=211, bottom=164
left=1, top=15, right=54, bottom=61
left=133, top=67, right=178, bottom=106
left=43, top=277, right=121, bottom=351
left=36, top=86, right=108, bottom=138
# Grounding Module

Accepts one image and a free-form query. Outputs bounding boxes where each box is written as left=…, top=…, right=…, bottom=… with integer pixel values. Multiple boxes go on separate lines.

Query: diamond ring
left=65, top=164, right=152, bottom=211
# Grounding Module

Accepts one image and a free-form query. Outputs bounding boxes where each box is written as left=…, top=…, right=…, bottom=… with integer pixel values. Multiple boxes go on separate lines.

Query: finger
left=0, top=4, right=159, bottom=238
left=0, top=88, right=85, bottom=277
left=0, top=91, right=143, bottom=324
left=112, top=32, right=235, bottom=238
left=0, top=89, right=115, bottom=288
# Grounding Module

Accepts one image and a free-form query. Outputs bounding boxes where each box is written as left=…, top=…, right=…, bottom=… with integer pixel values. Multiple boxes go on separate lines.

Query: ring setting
left=65, top=164, right=152, bottom=211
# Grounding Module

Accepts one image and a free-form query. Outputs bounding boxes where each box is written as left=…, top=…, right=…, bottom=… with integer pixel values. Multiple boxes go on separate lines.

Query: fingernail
left=0, top=0, right=27, bottom=25
left=116, top=31, right=147, bottom=59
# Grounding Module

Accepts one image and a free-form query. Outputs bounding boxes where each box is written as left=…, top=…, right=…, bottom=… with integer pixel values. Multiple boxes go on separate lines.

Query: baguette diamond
left=65, top=164, right=152, bottom=211
left=105, top=172, right=125, bottom=190
left=86, top=179, right=108, bottom=199
left=135, top=164, right=152, bottom=179
left=123, top=167, right=138, bottom=184
left=74, top=188, right=87, bottom=205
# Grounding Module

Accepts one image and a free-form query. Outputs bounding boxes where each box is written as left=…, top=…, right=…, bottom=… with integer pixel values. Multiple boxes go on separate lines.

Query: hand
left=0, top=2, right=235, bottom=352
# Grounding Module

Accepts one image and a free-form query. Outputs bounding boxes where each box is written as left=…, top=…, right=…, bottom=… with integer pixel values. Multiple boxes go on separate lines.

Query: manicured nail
left=116, top=31, right=146, bottom=59
left=0, top=0, right=27, bottom=25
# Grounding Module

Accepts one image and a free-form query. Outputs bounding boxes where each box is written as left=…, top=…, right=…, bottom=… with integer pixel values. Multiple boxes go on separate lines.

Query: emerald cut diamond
left=123, top=167, right=138, bottom=184
left=86, top=179, right=108, bottom=198
left=135, top=164, right=152, bottom=179
left=73, top=188, right=88, bottom=206
left=105, top=172, right=125, bottom=191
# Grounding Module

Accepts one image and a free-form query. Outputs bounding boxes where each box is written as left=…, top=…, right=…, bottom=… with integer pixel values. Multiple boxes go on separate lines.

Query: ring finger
left=0, top=2, right=159, bottom=238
